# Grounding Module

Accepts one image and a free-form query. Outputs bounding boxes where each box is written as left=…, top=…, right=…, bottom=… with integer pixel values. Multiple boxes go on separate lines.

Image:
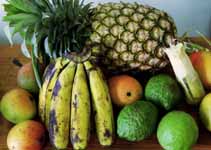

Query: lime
left=157, top=111, right=198, bottom=150
left=199, top=93, right=211, bottom=131
left=117, top=101, right=158, bottom=141
left=145, top=74, right=182, bottom=110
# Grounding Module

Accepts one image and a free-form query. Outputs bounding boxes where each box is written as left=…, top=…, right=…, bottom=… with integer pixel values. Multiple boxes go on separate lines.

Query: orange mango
left=190, top=51, right=211, bottom=90
left=0, top=88, right=36, bottom=124
left=108, top=75, right=143, bottom=106
left=7, top=120, right=45, bottom=150
left=17, top=62, right=39, bottom=93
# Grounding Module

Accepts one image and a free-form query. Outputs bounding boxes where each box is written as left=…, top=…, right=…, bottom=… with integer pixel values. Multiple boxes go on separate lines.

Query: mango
left=108, top=75, right=143, bottom=106
left=0, top=88, right=36, bottom=124
left=17, top=62, right=40, bottom=93
left=190, top=51, right=211, bottom=90
left=7, top=120, right=45, bottom=150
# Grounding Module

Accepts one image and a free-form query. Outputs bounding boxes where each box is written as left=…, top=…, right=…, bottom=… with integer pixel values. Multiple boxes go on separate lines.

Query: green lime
left=157, top=111, right=198, bottom=150
left=117, top=101, right=158, bottom=141
left=145, top=74, right=182, bottom=110
left=199, top=93, right=211, bottom=131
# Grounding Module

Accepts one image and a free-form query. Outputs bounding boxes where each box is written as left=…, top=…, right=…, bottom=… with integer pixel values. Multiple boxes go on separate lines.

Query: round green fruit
left=117, top=101, right=158, bottom=141
left=199, top=93, right=211, bottom=131
left=157, top=111, right=199, bottom=150
left=145, top=74, right=182, bottom=110
left=0, top=88, right=37, bottom=124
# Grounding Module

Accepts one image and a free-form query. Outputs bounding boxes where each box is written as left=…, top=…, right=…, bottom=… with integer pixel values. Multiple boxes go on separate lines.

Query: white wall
left=0, top=0, right=211, bottom=44
left=0, top=0, right=22, bottom=44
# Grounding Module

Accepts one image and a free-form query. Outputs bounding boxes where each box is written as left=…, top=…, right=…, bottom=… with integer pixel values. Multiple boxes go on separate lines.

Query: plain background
left=0, top=0, right=211, bottom=44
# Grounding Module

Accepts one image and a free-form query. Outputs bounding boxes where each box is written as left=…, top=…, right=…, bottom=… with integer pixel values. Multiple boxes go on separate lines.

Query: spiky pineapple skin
left=4, top=0, right=177, bottom=72
left=89, top=2, right=177, bottom=71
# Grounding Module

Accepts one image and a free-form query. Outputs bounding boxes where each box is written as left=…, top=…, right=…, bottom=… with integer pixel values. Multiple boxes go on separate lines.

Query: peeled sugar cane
left=165, top=43, right=205, bottom=105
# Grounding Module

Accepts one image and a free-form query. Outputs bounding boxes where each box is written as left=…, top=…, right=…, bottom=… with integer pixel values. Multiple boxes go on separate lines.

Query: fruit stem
left=12, top=58, right=23, bottom=67
left=64, top=46, right=91, bottom=63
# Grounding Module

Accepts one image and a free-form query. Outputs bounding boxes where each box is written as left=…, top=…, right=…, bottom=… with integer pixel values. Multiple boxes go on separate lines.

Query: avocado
left=145, top=74, right=182, bottom=110
left=117, top=101, right=158, bottom=141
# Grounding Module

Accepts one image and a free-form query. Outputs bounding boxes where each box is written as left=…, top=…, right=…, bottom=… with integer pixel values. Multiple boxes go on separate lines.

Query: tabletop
left=1, top=38, right=211, bottom=150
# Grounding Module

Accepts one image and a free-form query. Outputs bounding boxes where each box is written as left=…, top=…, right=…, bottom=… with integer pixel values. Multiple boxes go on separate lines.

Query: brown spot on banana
left=73, top=94, right=78, bottom=109
left=43, top=63, right=55, bottom=80
left=52, top=80, right=61, bottom=98
left=39, top=65, right=57, bottom=122
left=49, top=109, right=58, bottom=144
left=71, top=134, right=82, bottom=144
left=104, top=129, right=111, bottom=138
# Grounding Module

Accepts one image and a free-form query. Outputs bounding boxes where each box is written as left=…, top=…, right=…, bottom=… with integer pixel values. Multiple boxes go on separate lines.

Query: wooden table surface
left=1, top=38, right=211, bottom=150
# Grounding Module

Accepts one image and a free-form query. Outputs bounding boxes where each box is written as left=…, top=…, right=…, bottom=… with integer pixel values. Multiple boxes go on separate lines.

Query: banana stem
left=31, top=46, right=42, bottom=88
left=64, top=46, right=91, bottom=63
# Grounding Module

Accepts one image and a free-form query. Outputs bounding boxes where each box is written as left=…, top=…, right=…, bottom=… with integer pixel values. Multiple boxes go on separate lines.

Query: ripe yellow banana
left=49, top=61, right=76, bottom=149
left=41, top=57, right=69, bottom=128
left=96, top=67, right=115, bottom=128
left=70, top=63, right=91, bottom=150
left=84, top=61, right=114, bottom=146
left=39, top=63, right=57, bottom=122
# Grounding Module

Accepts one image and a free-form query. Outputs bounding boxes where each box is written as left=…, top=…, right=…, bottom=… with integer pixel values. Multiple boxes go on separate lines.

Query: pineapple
left=89, top=2, right=177, bottom=71
left=3, top=0, right=177, bottom=72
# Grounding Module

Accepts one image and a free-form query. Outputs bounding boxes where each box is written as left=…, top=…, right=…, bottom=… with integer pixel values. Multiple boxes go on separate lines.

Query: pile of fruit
left=1, top=0, right=211, bottom=150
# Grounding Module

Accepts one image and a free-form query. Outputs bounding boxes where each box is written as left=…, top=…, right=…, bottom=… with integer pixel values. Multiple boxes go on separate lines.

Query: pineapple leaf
left=80, top=0, right=85, bottom=7
left=4, top=4, right=20, bottom=15
left=31, top=34, right=39, bottom=58
left=67, top=1, right=73, bottom=19
left=3, top=13, right=38, bottom=23
left=35, top=29, right=47, bottom=44
left=4, top=0, right=93, bottom=60
left=21, top=39, right=31, bottom=58
left=51, top=0, right=56, bottom=6
left=8, top=0, right=41, bottom=15
left=11, top=15, right=39, bottom=35
left=24, top=26, right=35, bottom=45
left=81, top=3, right=92, bottom=16
left=41, top=0, right=54, bottom=12
left=74, top=0, right=80, bottom=16
left=48, top=24, right=57, bottom=44
left=44, top=37, right=53, bottom=58
left=52, top=50, right=58, bottom=59
left=31, top=44, right=42, bottom=88
left=12, top=21, right=26, bottom=35
left=19, top=30, right=25, bottom=38
left=59, top=41, right=63, bottom=57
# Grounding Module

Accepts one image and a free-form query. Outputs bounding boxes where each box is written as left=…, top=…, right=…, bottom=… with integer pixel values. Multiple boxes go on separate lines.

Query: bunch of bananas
left=39, top=58, right=114, bottom=149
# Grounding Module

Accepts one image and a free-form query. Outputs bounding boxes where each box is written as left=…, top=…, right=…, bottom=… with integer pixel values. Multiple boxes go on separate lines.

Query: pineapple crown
left=4, top=0, right=93, bottom=59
